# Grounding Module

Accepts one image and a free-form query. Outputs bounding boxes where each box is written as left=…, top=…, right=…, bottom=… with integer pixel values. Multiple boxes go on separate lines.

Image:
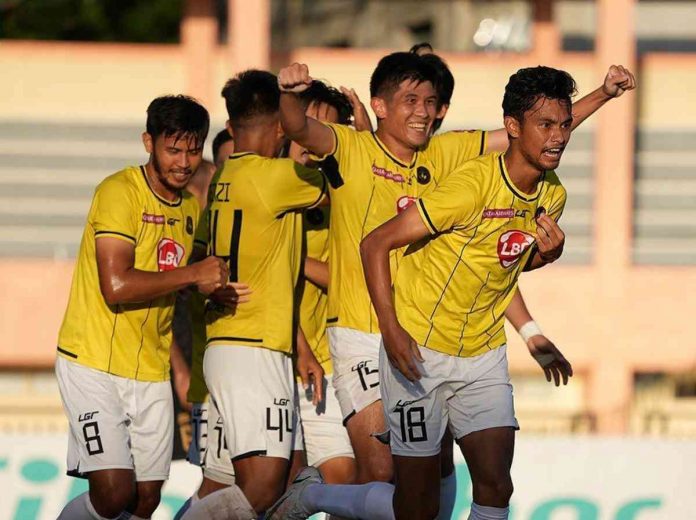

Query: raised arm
left=278, top=63, right=336, bottom=157
left=486, top=64, right=636, bottom=153
left=95, top=237, right=228, bottom=305
left=360, top=205, right=431, bottom=381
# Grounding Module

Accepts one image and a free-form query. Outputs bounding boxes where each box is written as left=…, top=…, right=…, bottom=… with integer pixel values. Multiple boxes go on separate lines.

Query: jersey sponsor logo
left=167, top=217, right=180, bottom=226
left=372, top=164, right=405, bottom=183
left=157, top=238, right=185, bottom=271
left=78, top=411, right=99, bottom=422
left=497, top=230, right=535, bottom=268
left=397, top=195, right=417, bottom=213
left=142, top=213, right=165, bottom=224
left=483, top=208, right=515, bottom=219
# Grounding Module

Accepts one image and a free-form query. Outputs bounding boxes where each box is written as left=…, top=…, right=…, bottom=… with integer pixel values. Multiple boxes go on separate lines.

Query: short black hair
left=212, top=129, right=233, bottom=159
left=419, top=53, right=454, bottom=108
left=146, top=95, right=209, bottom=147
left=221, top=69, right=279, bottom=122
left=369, top=52, right=439, bottom=99
left=299, top=80, right=353, bottom=125
left=503, top=66, right=577, bottom=122
left=409, top=42, right=433, bottom=55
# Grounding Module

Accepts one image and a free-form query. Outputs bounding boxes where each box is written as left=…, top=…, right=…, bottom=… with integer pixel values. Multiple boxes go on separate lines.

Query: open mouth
left=542, top=147, right=564, bottom=160
left=407, top=122, right=428, bottom=134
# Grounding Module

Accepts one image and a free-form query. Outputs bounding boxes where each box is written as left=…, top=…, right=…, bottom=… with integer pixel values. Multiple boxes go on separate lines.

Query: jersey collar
left=371, top=133, right=418, bottom=169
left=497, top=154, right=545, bottom=202
left=139, top=166, right=182, bottom=207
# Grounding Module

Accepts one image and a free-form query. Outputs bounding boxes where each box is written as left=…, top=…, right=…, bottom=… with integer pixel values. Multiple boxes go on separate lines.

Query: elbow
left=99, top=277, right=126, bottom=306
left=359, top=232, right=378, bottom=267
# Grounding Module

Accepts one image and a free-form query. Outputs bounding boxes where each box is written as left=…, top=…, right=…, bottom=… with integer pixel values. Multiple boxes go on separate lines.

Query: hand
left=193, top=256, right=229, bottom=295
left=278, top=63, right=313, bottom=93
left=601, top=65, right=637, bottom=99
left=208, top=282, right=252, bottom=309
left=534, top=213, right=565, bottom=264
left=526, top=335, right=573, bottom=386
left=296, top=345, right=325, bottom=407
left=381, top=321, right=424, bottom=382
left=340, top=86, right=373, bottom=132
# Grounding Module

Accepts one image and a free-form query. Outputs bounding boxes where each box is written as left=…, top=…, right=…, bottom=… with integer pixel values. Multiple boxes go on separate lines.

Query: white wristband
left=518, top=320, right=543, bottom=343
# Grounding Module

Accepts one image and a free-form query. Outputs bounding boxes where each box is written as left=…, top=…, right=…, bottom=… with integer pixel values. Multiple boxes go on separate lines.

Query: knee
left=135, top=487, right=162, bottom=518
left=473, top=475, right=513, bottom=504
left=240, top=479, right=285, bottom=514
left=90, top=481, right=135, bottom=517
left=357, top=463, right=392, bottom=484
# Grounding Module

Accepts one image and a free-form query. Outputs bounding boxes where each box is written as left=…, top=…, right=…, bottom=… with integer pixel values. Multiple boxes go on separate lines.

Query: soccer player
left=183, top=69, right=328, bottom=518
left=288, top=81, right=357, bottom=487
left=360, top=66, right=576, bottom=519
left=55, top=95, right=231, bottom=520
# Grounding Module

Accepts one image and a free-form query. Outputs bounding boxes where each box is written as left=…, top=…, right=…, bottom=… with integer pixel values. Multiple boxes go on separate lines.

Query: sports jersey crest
left=497, top=230, right=534, bottom=268
left=158, top=238, right=185, bottom=271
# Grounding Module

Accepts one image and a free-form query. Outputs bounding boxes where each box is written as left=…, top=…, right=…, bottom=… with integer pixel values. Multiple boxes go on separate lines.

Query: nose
left=414, top=99, right=428, bottom=118
left=550, top=125, right=566, bottom=146
left=179, top=152, right=191, bottom=169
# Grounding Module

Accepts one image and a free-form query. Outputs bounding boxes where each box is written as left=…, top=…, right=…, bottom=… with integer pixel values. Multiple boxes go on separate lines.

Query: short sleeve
left=309, top=122, right=365, bottom=186
left=542, top=171, right=567, bottom=223
left=91, top=177, right=139, bottom=244
left=260, top=159, right=328, bottom=215
left=416, top=164, right=483, bottom=235
left=427, top=130, right=487, bottom=178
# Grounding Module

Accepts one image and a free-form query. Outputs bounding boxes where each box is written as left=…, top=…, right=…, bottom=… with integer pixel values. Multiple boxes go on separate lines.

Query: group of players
left=54, top=43, right=635, bottom=520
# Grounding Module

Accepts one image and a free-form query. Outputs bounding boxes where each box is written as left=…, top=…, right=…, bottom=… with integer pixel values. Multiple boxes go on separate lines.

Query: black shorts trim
left=231, top=450, right=267, bottom=462
left=57, top=346, right=78, bottom=359
left=342, top=410, right=357, bottom=426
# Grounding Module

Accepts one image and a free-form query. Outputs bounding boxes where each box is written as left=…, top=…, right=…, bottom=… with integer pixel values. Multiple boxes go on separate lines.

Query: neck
left=503, top=147, right=545, bottom=195
left=232, top=129, right=278, bottom=158
left=144, top=162, right=178, bottom=201
left=375, top=126, right=416, bottom=164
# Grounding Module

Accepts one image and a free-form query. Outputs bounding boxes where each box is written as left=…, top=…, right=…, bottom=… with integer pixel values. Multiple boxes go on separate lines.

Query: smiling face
left=372, top=79, right=438, bottom=152
left=143, top=132, right=204, bottom=197
left=506, top=96, right=573, bottom=171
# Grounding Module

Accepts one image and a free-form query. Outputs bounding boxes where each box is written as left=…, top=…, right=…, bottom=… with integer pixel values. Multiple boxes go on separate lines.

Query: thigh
left=393, top=454, right=441, bottom=520
left=328, top=327, right=382, bottom=421
left=456, top=427, right=515, bottom=487
left=202, top=395, right=236, bottom=486
left=299, top=376, right=354, bottom=468
left=55, top=357, right=132, bottom=475
left=447, top=346, right=519, bottom=441
left=129, top=379, right=174, bottom=482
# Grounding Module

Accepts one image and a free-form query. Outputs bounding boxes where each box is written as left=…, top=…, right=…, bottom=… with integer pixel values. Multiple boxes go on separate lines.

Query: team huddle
left=54, top=45, right=635, bottom=520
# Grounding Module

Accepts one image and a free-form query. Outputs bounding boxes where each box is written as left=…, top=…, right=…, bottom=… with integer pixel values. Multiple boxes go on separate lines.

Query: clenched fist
left=602, top=64, right=636, bottom=99
left=193, top=256, right=229, bottom=295
left=278, top=63, right=313, bottom=93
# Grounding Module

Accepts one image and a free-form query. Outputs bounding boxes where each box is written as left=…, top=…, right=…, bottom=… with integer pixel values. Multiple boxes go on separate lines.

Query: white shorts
left=55, top=356, right=173, bottom=481
left=187, top=401, right=207, bottom=466
left=204, top=345, right=299, bottom=462
left=296, top=375, right=354, bottom=467
left=328, top=327, right=382, bottom=422
left=379, top=344, right=519, bottom=457
left=201, top=394, right=236, bottom=485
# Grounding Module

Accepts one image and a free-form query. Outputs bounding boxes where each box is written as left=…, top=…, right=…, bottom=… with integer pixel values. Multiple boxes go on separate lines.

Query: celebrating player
left=55, top=95, right=231, bottom=519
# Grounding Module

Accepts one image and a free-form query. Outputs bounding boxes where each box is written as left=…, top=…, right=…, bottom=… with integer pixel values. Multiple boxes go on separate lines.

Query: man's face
left=214, top=138, right=235, bottom=169
left=289, top=101, right=340, bottom=166
left=147, top=133, right=204, bottom=191
left=375, top=79, right=438, bottom=150
left=515, top=97, right=572, bottom=171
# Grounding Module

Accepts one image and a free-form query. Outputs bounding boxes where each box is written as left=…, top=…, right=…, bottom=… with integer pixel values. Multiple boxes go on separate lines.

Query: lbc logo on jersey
left=497, top=230, right=534, bottom=268
left=397, top=196, right=416, bottom=214
left=157, top=238, right=185, bottom=271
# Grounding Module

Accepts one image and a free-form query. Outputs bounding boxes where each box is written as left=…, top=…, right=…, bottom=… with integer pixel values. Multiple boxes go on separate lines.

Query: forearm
left=360, top=235, right=398, bottom=331
left=304, top=257, right=329, bottom=290
left=170, top=337, right=190, bottom=378
left=504, top=288, right=534, bottom=330
left=101, top=265, right=197, bottom=305
left=280, top=92, right=310, bottom=141
left=570, top=86, right=613, bottom=132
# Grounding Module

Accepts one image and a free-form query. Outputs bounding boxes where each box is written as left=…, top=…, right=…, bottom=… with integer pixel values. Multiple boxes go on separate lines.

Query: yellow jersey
left=57, top=165, right=200, bottom=382
left=395, top=152, right=567, bottom=358
left=299, top=206, right=332, bottom=373
left=321, top=124, right=487, bottom=334
left=204, top=152, right=327, bottom=354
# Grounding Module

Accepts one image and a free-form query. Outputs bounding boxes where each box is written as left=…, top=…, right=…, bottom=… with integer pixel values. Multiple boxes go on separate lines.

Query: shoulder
left=95, top=166, right=140, bottom=198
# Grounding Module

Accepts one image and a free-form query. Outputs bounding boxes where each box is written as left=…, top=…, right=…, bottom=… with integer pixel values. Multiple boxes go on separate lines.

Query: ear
left=276, top=119, right=285, bottom=139
left=437, top=103, right=449, bottom=120
left=504, top=116, right=521, bottom=139
left=225, top=120, right=234, bottom=138
left=371, top=97, right=387, bottom=120
left=142, top=132, right=153, bottom=153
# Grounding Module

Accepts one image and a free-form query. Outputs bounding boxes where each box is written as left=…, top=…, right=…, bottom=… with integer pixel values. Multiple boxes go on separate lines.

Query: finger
left=537, top=216, right=564, bottom=246
left=399, top=353, right=420, bottom=382
left=543, top=366, right=552, bottom=383
left=313, top=372, right=324, bottom=406
left=561, top=364, right=569, bottom=386
left=534, top=232, right=552, bottom=252
left=411, top=341, right=425, bottom=363
left=550, top=365, right=560, bottom=387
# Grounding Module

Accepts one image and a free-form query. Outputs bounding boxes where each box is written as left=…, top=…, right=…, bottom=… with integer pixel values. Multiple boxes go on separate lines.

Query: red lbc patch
left=497, top=230, right=534, bottom=268
left=157, top=238, right=185, bottom=271
left=397, top=196, right=417, bottom=214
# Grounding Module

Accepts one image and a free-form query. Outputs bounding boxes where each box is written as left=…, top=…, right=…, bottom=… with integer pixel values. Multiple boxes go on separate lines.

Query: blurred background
left=0, top=0, right=694, bottom=518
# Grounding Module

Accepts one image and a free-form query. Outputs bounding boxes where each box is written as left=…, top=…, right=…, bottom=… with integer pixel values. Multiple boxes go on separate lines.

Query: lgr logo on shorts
left=497, top=230, right=534, bottom=268
left=157, top=238, right=185, bottom=271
